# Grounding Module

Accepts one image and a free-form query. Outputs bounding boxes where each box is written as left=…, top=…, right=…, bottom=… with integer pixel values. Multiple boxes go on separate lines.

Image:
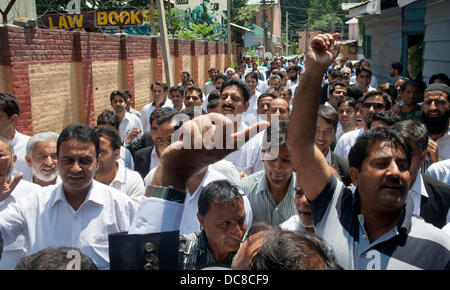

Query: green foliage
left=407, top=41, right=424, bottom=79
left=310, top=14, right=344, bottom=33
left=233, top=5, right=259, bottom=27
left=175, top=23, right=222, bottom=41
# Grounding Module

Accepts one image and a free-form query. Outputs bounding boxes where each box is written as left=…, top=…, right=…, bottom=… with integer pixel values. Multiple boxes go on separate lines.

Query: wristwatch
left=144, top=185, right=186, bottom=204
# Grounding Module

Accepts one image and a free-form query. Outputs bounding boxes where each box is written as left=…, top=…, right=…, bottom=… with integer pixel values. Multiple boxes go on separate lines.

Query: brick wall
left=0, top=26, right=238, bottom=135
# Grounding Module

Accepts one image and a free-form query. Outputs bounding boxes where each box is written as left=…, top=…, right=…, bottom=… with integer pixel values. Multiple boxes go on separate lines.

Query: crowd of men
left=0, top=32, right=449, bottom=270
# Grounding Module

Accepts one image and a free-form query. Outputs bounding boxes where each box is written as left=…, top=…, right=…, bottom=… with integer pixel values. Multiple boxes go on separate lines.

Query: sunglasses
left=363, top=102, right=385, bottom=110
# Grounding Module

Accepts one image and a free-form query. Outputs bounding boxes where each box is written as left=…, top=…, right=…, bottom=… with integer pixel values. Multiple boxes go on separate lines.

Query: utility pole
left=331, top=12, right=336, bottom=34
left=155, top=0, right=174, bottom=87
left=305, top=8, right=310, bottom=54
left=285, top=11, right=288, bottom=55
left=262, top=0, right=268, bottom=51
left=227, top=0, right=232, bottom=67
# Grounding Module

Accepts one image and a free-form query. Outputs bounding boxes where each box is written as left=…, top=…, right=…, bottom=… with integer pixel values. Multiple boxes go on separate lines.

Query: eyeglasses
left=363, top=102, right=385, bottom=111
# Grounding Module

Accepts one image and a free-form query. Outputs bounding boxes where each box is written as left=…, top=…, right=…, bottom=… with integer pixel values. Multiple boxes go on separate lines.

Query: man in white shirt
left=0, top=124, right=137, bottom=270
left=204, top=67, right=219, bottom=96
left=0, top=134, right=41, bottom=269
left=24, top=132, right=60, bottom=187
left=218, top=79, right=263, bottom=176
left=242, top=72, right=261, bottom=126
left=334, top=91, right=392, bottom=159
left=0, top=93, right=31, bottom=178
left=110, top=90, right=143, bottom=144
left=140, top=81, right=173, bottom=134
left=426, top=159, right=450, bottom=186
left=93, top=126, right=145, bottom=206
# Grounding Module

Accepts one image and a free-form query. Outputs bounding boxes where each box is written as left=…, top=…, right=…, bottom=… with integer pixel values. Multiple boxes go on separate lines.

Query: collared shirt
left=149, top=146, right=160, bottom=173
left=241, top=170, right=296, bottom=225
left=0, top=180, right=137, bottom=270
left=224, top=122, right=264, bottom=176
left=140, top=99, right=174, bottom=133
left=312, top=174, right=450, bottom=269
left=334, top=128, right=365, bottom=159
left=279, top=215, right=305, bottom=232
left=242, top=91, right=261, bottom=126
left=408, top=172, right=429, bottom=216
left=119, top=112, right=143, bottom=143
left=426, top=159, right=450, bottom=186
left=12, top=130, right=31, bottom=178
left=0, top=180, right=40, bottom=270
left=179, top=231, right=236, bottom=270
left=109, top=161, right=145, bottom=206
left=119, top=146, right=134, bottom=170
left=180, top=167, right=231, bottom=235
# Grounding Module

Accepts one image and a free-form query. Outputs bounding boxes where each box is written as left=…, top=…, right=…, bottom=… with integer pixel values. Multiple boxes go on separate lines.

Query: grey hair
left=26, top=132, right=59, bottom=157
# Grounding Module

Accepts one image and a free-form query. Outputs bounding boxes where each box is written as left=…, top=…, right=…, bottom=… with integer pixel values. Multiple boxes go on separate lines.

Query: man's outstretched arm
left=287, top=33, right=341, bottom=201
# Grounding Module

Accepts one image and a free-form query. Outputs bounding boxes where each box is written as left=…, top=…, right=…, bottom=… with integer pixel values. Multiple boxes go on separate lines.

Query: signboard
left=38, top=9, right=153, bottom=30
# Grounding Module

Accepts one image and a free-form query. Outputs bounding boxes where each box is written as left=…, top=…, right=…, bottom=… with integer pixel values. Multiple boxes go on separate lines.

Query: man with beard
left=421, top=84, right=450, bottom=164
left=24, top=132, right=60, bottom=186
left=287, top=32, right=450, bottom=270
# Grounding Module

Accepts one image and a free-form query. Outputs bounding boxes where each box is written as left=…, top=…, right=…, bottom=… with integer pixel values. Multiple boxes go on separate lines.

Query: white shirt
left=0, top=180, right=41, bottom=270
left=443, top=223, right=450, bottom=237
left=204, top=81, right=216, bottom=97
left=119, top=146, right=134, bottom=170
left=180, top=167, right=228, bottom=235
left=242, top=91, right=261, bottom=126
left=149, top=146, right=160, bottom=173
left=119, top=112, right=143, bottom=143
left=224, top=123, right=264, bottom=176
left=0, top=180, right=137, bottom=270
left=139, top=99, right=174, bottom=133
left=256, top=80, right=269, bottom=93
left=109, top=162, right=145, bottom=206
left=333, top=128, right=365, bottom=159
left=426, top=159, right=450, bottom=186
left=279, top=215, right=305, bottom=232
left=286, top=79, right=299, bottom=90
left=408, top=172, right=429, bottom=217
left=12, top=130, right=31, bottom=178
left=435, top=129, right=450, bottom=161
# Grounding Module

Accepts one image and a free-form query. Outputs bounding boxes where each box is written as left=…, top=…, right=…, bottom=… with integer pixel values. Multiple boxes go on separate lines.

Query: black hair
left=97, top=110, right=120, bottom=130
left=390, top=62, right=403, bottom=74
left=182, top=71, right=191, bottom=78
left=428, top=73, right=450, bottom=86
left=149, top=107, right=178, bottom=127
left=257, top=92, right=278, bottom=105
left=180, top=106, right=205, bottom=120
left=363, top=90, right=392, bottom=111
left=337, top=97, right=357, bottom=110
left=185, top=86, right=203, bottom=100
left=400, top=80, right=420, bottom=92
left=245, top=72, right=259, bottom=82
left=329, top=81, right=348, bottom=96
left=198, top=180, right=242, bottom=216
left=346, top=84, right=364, bottom=100
left=365, top=111, right=401, bottom=129
left=348, top=127, right=411, bottom=170
left=377, top=83, right=397, bottom=101
left=169, top=85, right=185, bottom=96
left=207, top=99, right=220, bottom=111
left=151, top=81, right=169, bottom=92
left=15, top=247, right=98, bottom=270
left=391, top=120, right=429, bottom=154
left=208, top=90, right=220, bottom=102
left=57, top=123, right=100, bottom=158
left=220, top=78, right=251, bottom=103
left=214, top=74, right=228, bottom=83
left=356, top=66, right=372, bottom=77
left=93, top=126, right=122, bottom=151
left=0, top=92, right=20, bottom=117
left=318, top=105, right=338, bottom=129
left=249, top=226, right=342, bottom=270
left=109, top=90, right=127, bottom=103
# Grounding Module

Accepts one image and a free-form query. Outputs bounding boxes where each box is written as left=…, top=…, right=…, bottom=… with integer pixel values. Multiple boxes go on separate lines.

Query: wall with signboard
left=0, top=25, right=237, bottom=135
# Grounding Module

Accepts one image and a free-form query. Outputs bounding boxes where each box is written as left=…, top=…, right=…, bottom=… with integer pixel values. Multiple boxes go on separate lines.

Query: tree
left=233, top=4, right=259, bottom=27
left=310, top=14, right=343, bottom=33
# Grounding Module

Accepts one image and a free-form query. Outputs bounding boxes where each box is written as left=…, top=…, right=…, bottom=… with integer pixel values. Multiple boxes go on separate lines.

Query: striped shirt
left=241, top=170, right=296, bottom=225
left=178, top=231, right=235, bottom=270
left=312, top=174, right=450, bottom=270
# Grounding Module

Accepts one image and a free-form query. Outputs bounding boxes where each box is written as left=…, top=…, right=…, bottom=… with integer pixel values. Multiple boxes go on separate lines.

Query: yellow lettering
left=48, top=17, right=58, bottom=29
left=119, top=11, right=130, bottom=25
left=97, top=11, right=108, bottom=26
left=131, top=10, right=142, bottom=25
left=67, top=15, right=83, bottom=28
left=108, top=11, right=119, bottom=25
left=59, top=16, right=68, bottom=29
